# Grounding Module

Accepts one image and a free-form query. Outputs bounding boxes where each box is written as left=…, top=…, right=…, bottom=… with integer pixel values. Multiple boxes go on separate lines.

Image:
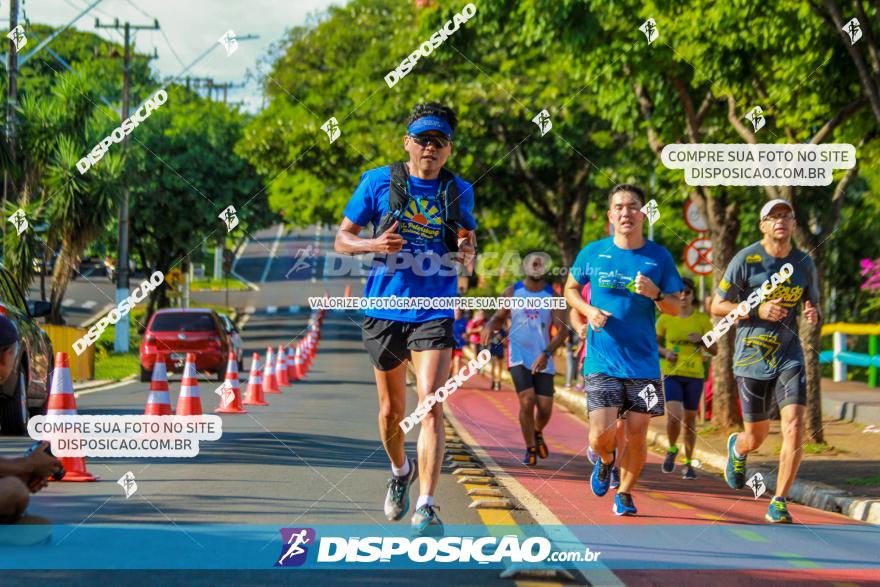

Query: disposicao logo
left=276, top=528, right=315, bottom=567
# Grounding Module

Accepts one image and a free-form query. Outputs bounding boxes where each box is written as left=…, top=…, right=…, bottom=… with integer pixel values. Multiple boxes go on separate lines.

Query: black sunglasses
left=409, top=134, right=451, bottom=149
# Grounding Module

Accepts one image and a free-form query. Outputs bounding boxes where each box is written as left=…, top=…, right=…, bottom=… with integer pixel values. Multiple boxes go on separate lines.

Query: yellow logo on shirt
left=746, top=254, right=763, bottom=264
left=719, top=279, right=731, bottom=292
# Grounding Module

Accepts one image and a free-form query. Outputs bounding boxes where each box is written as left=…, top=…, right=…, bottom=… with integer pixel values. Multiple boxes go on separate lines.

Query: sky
left=17, top=0, right=342, bottom=112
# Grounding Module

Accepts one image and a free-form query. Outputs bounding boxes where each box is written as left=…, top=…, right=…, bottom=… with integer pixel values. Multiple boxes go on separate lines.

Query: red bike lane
left=447, top=373, right=880, bottom=586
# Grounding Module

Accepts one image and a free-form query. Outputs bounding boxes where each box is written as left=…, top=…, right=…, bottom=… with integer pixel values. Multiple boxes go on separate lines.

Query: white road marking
left=266, top=306, right=277, bottom=314
left=82, top=300, right=97, bottom=309
left=259, top=224, right=285, bottom=284
left=244, top=306, right=256, bottom=314
left=63, top=298, right=75, bottom=306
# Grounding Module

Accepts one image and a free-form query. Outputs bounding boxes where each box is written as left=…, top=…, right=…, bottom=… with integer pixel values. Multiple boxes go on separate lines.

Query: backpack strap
left=438, top=168, right=461, bottom=253
left=372, top=162, right=411, bottom=238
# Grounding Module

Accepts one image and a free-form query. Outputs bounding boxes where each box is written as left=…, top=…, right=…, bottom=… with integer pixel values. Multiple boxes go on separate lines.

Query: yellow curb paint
left=729, top=528, right=768, bottom=543
left=773, top=552, right=822, bottom=569
left=696, top=514, right=726, bottom=521
left=668, top=502, right=694, bottom=510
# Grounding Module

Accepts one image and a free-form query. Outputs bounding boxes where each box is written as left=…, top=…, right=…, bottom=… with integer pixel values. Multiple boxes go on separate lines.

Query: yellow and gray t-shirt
left=717, top=242, right=819, bottom=380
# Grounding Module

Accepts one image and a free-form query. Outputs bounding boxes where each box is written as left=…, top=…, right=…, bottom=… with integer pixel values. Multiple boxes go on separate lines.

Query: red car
left=140, top=309, right=231, bottom=382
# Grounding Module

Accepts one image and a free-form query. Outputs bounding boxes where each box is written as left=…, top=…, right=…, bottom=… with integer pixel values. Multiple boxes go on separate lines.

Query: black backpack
left=372, top=162, right=462, bottom=253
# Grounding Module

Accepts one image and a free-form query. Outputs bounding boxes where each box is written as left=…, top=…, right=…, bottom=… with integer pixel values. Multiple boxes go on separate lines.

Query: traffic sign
left=684, top=237, right=713, bottom=275
left=684, top=199, right=708, bottom=232
left=166, top=268, right=183, bottom=288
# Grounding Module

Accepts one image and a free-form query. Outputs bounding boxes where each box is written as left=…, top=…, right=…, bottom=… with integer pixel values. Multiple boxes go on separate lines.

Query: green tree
left=129, top=85, right=269, bottom=317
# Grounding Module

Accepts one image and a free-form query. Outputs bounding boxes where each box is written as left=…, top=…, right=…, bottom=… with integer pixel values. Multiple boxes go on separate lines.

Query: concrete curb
left=553, top=382, right=880, bottom=525
left=821, top=394, right=880, bottom=427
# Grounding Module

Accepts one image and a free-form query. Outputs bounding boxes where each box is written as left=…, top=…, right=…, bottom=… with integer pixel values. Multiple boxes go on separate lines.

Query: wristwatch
left=542, top=349, right=552, bottom=358
left=653, top=291, right=665, bottom=302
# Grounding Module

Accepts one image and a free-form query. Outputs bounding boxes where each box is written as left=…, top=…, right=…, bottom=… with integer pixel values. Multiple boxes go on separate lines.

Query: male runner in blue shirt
left=335, top=103, right=476, bottom=536
left=564, top=184, right=683, bottom=516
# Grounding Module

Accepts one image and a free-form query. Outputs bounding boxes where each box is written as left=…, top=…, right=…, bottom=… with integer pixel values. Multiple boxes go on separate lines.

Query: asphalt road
left=3, top=225, right=878, bottom=586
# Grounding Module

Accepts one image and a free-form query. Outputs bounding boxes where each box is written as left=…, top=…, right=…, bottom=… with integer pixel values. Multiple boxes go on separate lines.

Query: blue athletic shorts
left=663, top=375, right=704, bottom=412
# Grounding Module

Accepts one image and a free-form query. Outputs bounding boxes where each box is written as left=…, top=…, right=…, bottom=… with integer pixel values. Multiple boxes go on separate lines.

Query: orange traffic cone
left=276, top=345, right=290, bottom=387
left=47, top=352, right=96, bottom=482
left=300, top=339, right=311, bottom=373
left=176, top=353, right=203, bottom=416
left=243, top=353, right=268, bottom=406
left=263, top=347, right=280, bottom=394
left=216, top=351, right=246, bottom=414
left=286, top=345, right=297, bottom=381
left=293, top=343, right=306, bottom=381
left=145, top=353, right=173, bottom=416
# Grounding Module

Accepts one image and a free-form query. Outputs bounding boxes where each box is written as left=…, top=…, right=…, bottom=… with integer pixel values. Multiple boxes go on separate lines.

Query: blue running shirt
left=343, top=166, right=477, bottom=323
left=570, top=237, right=684, bottom=379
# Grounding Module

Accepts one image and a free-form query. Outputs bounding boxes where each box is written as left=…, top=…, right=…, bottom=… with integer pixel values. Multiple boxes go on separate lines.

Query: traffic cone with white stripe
left=176, top=353, right=203, bottom=416
left=293, top=343, right=306, bottom=381
left=263, top=347, right=280, bottom=394
left=47, top=352, right=96, bottom=482
left=243, top=353, right=268, bottom=406
left=145, top=353, right=172, bottom=416
left=286, top=344, right=297, bottom=382
left=216, top=351, right=246, bottom=414
left=276, top=345, right=290, bottom=387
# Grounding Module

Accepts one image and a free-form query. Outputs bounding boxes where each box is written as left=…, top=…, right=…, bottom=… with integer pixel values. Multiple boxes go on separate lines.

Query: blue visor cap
left=407, top=115, right=453, bottom=140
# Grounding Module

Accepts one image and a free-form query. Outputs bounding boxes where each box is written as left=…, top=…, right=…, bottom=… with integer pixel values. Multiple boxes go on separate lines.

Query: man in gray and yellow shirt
left=710, top=199, right=820, bottom=524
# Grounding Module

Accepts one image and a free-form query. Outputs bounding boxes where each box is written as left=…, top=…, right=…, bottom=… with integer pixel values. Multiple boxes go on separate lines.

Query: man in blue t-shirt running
left=564, top=184, right=683, bottom=516
left=334, top=102, right=476, bottom=536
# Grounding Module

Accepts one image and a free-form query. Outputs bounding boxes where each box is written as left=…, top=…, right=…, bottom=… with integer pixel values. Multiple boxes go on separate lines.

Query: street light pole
left=3, top=0, right=20, bottom=232
left=95, top=17, right=160, bottom=353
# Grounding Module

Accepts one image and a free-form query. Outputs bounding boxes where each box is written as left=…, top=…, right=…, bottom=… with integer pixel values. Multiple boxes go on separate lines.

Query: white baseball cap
left=759, top=199, right=794, bottom=220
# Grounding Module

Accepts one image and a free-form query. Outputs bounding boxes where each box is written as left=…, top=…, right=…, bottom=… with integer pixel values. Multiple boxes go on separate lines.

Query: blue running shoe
left=587, top=446, right=598, bottom=465
left=613, top=492, right=637, bottom=516
left=765, top=498, right=793, bottom=524
left=590, top=452, right=614, bottom=497
left=682, top=465, right=697, bottom=480
left=661, top=447, right=677, bottom=474
left=411, top=504, right=444, bottom=536
left=522, top=447, right=537, bottom=467
left=725, top=433, right=747, bottom=490
left=610, top=467, right=621, bottom=489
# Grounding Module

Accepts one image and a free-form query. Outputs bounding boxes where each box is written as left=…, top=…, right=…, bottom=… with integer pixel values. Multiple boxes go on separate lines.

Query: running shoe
left=610, top=467, right=621, bottom=489
left=590, top=452, right=614, bottom=497
left=384, top=457, right=418, bottom=521
left=535, top=432, right=549, bottom=459
left=411, top=504, right=444, bottom=537
left=661, top=446, right=678, bottom=474
left=725, top=433, right=747, bottom=490
left=587, top=446, right=598, bottom=465
left=765, top=498, right=793, bottom=524
left=612, top=492, right=637, bottom=516
left=522, top=447, right=537, bottom=466
left=682, top=465, right=697, bottom=480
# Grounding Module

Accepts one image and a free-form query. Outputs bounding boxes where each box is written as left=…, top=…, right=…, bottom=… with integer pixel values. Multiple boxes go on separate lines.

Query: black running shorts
left=362, top=316, right=455, bottom=371
left=584, top=373, right=665, bottom=417
left=509, top=365, right=555, bottom=396
left=735, top=366, right=806, bottom=422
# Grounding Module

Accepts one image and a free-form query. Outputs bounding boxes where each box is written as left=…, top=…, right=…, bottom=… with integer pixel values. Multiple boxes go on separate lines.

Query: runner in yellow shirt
left=656, top=277, right=717, bottom=479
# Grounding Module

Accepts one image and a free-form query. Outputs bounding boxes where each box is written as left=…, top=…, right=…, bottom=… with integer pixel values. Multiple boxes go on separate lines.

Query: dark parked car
left=0, top=264, right=53, bottom=436
left=140, top=309, right=231, bottom=382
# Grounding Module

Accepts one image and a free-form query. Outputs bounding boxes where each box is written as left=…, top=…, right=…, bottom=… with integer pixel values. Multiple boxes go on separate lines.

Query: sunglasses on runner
left=408, top=133, right=451, bottom=149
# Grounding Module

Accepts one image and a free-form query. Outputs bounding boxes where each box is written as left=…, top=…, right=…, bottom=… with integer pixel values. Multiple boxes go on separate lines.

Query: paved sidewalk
left=446, top=371, right=878, bottom=585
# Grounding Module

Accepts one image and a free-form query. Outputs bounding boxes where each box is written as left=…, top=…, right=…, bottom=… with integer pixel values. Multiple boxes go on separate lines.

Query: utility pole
left=95, top=17, right=160, bottom=353
left=3, top=0, right=20, bottom=232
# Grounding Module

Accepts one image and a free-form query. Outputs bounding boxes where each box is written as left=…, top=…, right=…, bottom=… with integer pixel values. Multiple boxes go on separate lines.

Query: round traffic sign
left=684, top=237, right=713, bottom=275
left=684, top=199, right=708, bottom=232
